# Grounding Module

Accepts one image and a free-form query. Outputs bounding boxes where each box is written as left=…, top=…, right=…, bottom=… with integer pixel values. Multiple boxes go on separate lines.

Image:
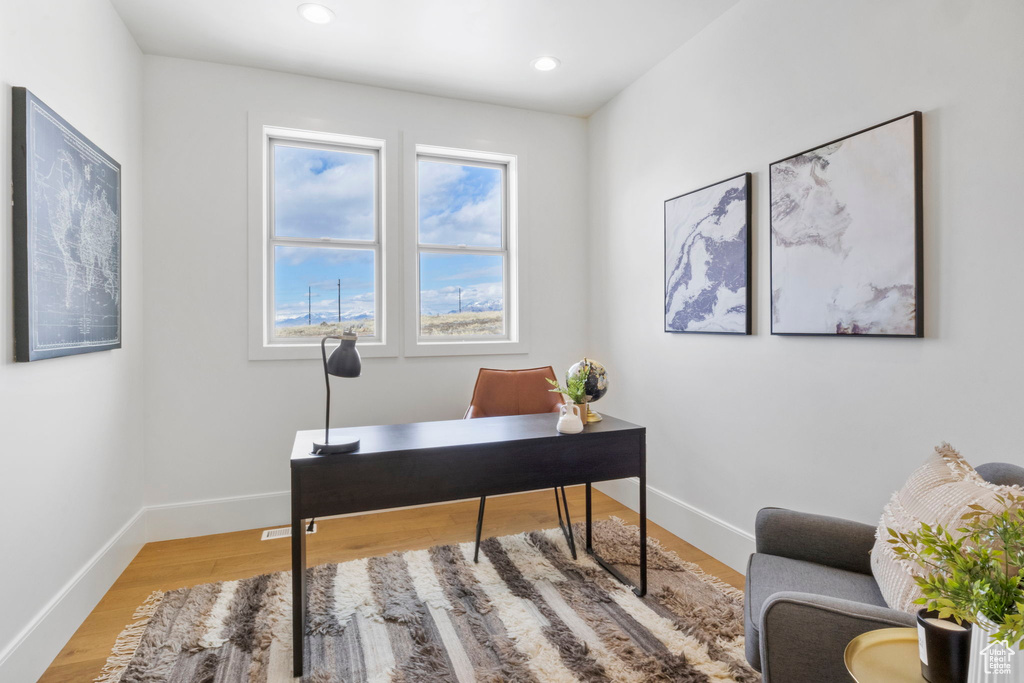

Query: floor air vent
left=261, top=524, right=317, bottom=541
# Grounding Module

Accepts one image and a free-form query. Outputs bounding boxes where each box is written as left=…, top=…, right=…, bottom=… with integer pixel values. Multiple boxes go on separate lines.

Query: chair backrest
left=977, top=462, right=1024, bottom=488
left=465, top=367, right=566, bottom=419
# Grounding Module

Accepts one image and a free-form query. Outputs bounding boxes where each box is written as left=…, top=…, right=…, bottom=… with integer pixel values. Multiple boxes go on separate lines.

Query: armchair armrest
left=760, top=591, right=915, bottom=683
left=755, top=507, right=876, bottom=575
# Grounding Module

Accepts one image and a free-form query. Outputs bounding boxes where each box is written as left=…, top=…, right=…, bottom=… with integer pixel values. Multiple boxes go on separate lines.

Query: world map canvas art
left=664, top=173, right=751, bottom=334
left=12, top=88, right=121, bottom=361
left=770, top=112, right=922, bottom=337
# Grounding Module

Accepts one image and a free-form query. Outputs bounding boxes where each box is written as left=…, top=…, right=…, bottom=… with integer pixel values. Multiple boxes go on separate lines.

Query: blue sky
left=274, top=247, right=375, bottom=322
left=273, top=146, right=504, bottom=326
left=418, top=253, right=504, bottom=316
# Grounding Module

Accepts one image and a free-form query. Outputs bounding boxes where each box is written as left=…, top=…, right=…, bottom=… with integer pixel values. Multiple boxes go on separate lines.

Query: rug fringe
left=93, top=591, right=164, bottom=683
left=605, top=516, right=746, bottom=602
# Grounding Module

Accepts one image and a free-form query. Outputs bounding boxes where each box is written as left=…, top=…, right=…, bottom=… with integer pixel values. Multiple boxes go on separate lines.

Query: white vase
left=556, top=403, right=584, bottom=434
left=968, top=616, right=1024, bottom=683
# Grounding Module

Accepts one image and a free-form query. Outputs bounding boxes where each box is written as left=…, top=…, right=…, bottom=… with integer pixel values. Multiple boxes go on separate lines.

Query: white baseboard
left=145, top=490, right=291, bottom=541
left=146, top=487, right=584, bottom=542
left=0, top=509, right=147, bottom=683
left=0, top=491, right=293, bottom=681
left=595, top=478, right=754, bottom=573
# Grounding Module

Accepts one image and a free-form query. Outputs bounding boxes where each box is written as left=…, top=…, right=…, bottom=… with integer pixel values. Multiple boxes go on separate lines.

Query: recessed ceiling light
left=530, top=56, right=561, bottom=72
left=298, top=3, right=335, bottom=24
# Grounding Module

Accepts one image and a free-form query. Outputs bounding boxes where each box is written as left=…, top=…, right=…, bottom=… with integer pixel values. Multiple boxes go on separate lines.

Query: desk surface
left=291, top=412, right=643, bottom=466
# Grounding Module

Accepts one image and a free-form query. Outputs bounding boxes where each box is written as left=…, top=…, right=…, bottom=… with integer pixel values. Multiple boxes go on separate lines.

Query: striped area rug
left=97, top=519, right=759, bottom=682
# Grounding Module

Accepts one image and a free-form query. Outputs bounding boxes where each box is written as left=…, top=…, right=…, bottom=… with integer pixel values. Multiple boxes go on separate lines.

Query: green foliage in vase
left=887, top=492, right=1024, bottom=647
left=546, top=365, right=590, bottom=405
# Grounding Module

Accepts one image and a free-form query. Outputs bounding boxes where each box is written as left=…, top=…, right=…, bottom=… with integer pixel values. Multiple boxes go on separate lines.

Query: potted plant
left=546, top=365, right=590, bottom=418
left=887, top=492, right=1024, bottom=682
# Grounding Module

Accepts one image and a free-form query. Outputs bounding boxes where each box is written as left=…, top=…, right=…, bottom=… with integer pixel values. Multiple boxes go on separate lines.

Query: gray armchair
left=745, top=462, right=1024, bottom=683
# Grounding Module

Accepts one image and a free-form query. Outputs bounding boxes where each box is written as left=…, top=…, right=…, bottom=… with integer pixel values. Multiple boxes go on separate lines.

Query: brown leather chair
left=465, top=367, right=577, bottom=562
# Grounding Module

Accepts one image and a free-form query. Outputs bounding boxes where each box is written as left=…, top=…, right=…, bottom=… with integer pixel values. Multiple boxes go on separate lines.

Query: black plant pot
left=918, top=608, right=973, bottom=683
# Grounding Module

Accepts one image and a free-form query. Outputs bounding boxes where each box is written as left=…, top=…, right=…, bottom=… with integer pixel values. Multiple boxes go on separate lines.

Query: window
left=413, top=146, right=520, bottom=351
left=263, top=130, right=385, bottom=348
left=249, top=121, right=521, bottom=359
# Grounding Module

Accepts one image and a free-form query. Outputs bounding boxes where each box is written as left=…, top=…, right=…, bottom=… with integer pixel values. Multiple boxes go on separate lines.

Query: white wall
left=0, top=0, right=145, bottom=679
left=588, top=0, right=1024, bottom=570
left=9, top=1, right=1023, bottom=675
left=142, top=57, right=589, bottom=529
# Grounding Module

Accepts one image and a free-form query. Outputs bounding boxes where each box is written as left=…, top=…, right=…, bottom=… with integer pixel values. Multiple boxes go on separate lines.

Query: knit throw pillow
left=871, top=443, right=1022, bottom=613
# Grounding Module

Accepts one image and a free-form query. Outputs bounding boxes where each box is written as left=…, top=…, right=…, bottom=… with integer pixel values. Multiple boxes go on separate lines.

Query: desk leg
left=292, top=515, right=306, bottom=677
left=555, top=487, right=578, bottom=560
left=586, top=479, right=647, bottom=597
left=585, top=482, right=592, bottom=552
left=636, top=441, right=647, bottom=597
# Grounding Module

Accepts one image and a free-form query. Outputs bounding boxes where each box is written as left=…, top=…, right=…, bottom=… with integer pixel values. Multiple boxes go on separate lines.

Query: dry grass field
left=274, top=311, right=503, bottom=339
left=276, top=320, right=375, bottom=337
left=420, top=310, right=503, bottom=336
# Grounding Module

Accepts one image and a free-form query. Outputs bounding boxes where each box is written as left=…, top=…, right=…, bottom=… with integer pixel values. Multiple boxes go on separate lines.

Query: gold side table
left=846, top=628, right=927, bottom=683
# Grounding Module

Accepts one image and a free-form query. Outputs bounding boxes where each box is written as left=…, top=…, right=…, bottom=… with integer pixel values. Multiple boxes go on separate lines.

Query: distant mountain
left=447, top=298, right=503, bottom=314
left=276, top=310, right=374, bottom=327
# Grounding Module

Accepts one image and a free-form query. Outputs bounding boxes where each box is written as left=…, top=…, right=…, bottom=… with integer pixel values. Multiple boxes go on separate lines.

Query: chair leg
left=474, top=496, right=486, bottom=563
left=561, top=486, right=578, bottom=559
left=554, top=486, right=578, bottom=560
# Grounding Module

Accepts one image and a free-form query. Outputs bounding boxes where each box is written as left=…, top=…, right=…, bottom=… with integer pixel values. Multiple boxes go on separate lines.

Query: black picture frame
left=664, top=172, right=752, bottom=335
left=12, top=87, right=122, bottom=361
left=769, top=111, right=923, bottom=338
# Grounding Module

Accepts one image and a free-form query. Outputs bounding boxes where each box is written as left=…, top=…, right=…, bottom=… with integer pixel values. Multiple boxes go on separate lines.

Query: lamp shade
left=326, top=333, right=361, bottom=378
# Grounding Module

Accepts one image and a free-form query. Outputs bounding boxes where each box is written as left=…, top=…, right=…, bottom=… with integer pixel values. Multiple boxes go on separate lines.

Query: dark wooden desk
left=290, top=412, right=646, bottom=677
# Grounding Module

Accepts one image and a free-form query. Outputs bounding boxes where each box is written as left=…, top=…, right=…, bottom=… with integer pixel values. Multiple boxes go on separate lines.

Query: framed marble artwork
left=664, top=172, right=751, bottom=335
left=770, top=112, right=923, bottom=337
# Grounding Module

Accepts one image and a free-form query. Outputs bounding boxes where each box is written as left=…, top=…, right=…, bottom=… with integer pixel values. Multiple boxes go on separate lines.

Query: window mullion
left=271, top=237, right=379, bottom=250
left=416, top=245, right=505, bottom=256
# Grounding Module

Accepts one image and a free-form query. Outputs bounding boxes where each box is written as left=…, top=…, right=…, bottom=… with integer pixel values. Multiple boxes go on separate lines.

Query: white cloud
left=418, top=162, right=465, bottom=213
left=274, top=147, right=375, bottom=240
left=418, top=162, right=502, bottom=247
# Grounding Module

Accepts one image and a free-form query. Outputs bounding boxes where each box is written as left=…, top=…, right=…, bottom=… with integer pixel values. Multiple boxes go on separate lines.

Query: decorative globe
left=568, top=358, right=608, bottom=403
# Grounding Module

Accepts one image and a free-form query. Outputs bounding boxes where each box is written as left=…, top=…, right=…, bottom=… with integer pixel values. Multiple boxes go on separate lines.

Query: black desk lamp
left=312, top=332, right=361, bottom=455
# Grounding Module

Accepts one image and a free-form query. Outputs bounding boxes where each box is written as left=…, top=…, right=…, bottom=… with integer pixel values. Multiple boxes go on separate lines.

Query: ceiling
left=109, top=0, right=739, bottom=116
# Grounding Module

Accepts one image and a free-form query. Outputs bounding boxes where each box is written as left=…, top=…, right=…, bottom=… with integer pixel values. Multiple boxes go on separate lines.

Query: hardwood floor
left=39, top=487, right=744, bottom=682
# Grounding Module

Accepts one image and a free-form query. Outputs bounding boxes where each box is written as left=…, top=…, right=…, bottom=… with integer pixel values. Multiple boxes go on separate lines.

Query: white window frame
left=248, top=114, right=400, bottom=360
left=404, top=138, right=529, bottom=357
